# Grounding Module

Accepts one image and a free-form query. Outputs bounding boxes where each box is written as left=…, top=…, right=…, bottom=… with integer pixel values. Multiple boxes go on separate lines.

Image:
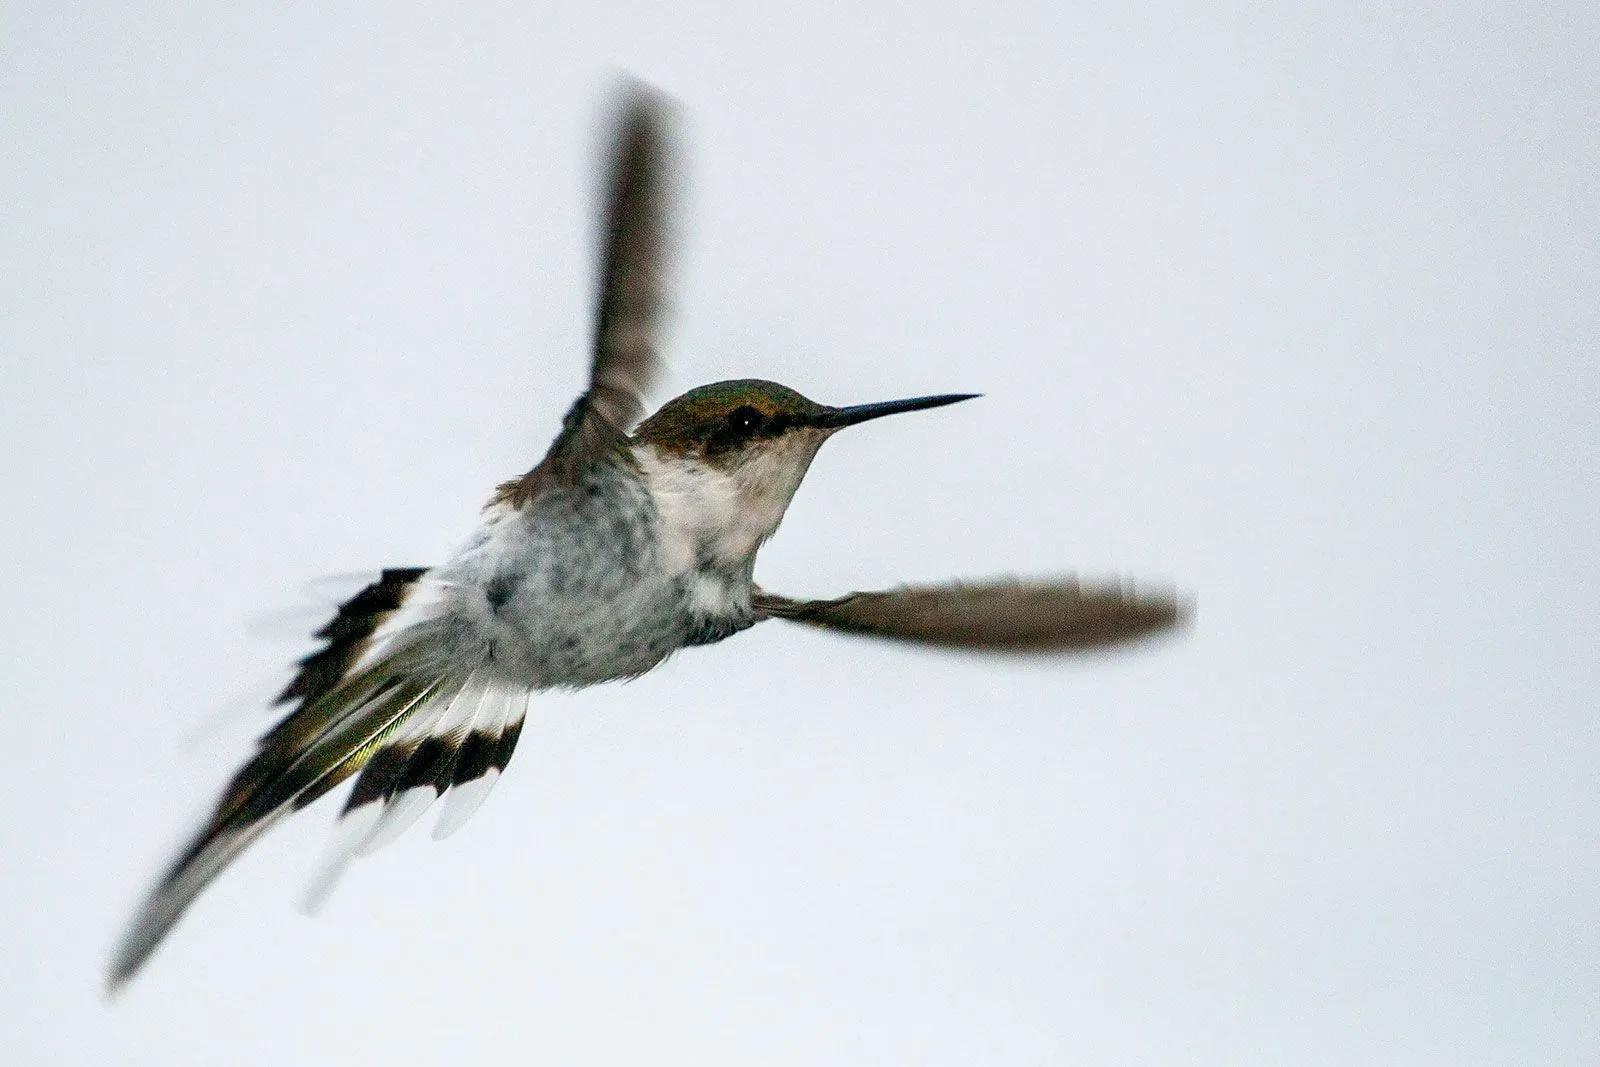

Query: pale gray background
left=4, top=1, right=1597, bottom=1064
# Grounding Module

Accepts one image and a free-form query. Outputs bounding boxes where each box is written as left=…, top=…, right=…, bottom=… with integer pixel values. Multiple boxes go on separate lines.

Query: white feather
left=300, top=802, right=384, bottom=915
left=353, top=675, right=492, bottom=857
left=356, top=786, right=439, bottom=857
left=433, top=687, right=530, bottom=840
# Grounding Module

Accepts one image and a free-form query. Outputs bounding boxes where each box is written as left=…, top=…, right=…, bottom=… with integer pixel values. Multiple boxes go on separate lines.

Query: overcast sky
left=4, top=1, right=1597, bottom=1064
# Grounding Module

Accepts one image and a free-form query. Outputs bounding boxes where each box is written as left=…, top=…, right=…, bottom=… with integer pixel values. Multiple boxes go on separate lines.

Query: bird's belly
left=430, top=470, right=724, bottom=688
left=487, top=566, right=691, bottom=685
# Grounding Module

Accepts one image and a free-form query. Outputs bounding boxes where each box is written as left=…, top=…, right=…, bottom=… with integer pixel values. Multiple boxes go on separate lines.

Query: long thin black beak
left=808, top=393, right=979, bottom=430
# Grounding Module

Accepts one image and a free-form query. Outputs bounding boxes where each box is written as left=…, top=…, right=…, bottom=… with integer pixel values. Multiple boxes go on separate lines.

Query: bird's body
left=433, top=456, right=727, bottom=689
left=409, top=378, right=921, bottom=692
left=109, top=84, right=1187, bottom=992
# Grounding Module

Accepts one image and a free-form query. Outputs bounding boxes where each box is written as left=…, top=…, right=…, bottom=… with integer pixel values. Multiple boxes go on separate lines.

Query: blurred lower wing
left=754, top=577, right=1190, bottom=652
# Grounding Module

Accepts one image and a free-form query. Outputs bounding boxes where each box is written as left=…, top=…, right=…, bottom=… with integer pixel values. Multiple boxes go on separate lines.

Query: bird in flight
left=109, top=83, right=1187, bottom=991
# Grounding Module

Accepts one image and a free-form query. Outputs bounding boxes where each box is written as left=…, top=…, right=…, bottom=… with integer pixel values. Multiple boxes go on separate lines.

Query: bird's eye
left=704, top=405, right=768, bottom=454
left=727, top=406, right=765, bottom=434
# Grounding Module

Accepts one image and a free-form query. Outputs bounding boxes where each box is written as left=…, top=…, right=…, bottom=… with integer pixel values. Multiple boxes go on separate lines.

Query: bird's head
left=631, top=379, right=975, bottom=565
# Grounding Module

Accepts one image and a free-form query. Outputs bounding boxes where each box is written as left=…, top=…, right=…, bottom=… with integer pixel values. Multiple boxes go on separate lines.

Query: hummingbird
left=108, top=84, right=1187, bottom=991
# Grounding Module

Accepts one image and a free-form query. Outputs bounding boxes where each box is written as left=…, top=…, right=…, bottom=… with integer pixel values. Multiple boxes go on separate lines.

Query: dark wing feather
left=274, top=567, right=427, bottom=714
left=495, top=85, right=676, bottom=507
left=108, top=570, right=443, bottom=992
left=202, top=567, right=427, bottom=830
left=109, top=668, right=442, bottom=993
left=299, top=679, right=531, bottom=913
left=754, top=578, right=1190, bottom=652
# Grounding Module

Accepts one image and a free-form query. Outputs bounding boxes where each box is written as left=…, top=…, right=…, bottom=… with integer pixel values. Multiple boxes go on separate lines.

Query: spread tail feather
left=109, top=563, right=539, bottom=993
left=110, top=567, right=450, bottom=993
left=108, top=664, right=447, bottom=993
left=301, top=676, right=530, bottom=913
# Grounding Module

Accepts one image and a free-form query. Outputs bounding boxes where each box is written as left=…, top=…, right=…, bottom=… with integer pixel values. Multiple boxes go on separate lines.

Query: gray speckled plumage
left=432, top=458, right=757, bottom=688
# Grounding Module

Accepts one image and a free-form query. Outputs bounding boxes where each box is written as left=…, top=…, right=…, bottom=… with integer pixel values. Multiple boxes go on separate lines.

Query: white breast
left=634, top=436, right=824, bottom=577
left=633, top=447, right=755, bottom=619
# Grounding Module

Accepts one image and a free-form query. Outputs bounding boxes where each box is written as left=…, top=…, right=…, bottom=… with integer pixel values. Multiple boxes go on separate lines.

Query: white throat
left=633, top=436, right=825, bottom=576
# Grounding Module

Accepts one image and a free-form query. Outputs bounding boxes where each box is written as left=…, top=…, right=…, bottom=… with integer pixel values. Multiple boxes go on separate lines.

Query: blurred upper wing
left=496, top=84, right=676, bottom=507
left=753, top=578, right=1189, bottom=652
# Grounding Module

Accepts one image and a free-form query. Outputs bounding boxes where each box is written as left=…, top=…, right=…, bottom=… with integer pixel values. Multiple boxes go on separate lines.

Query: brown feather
left=495, top=85, right=676, bottom=508
left=754, top=578, right=1191, bottom=652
